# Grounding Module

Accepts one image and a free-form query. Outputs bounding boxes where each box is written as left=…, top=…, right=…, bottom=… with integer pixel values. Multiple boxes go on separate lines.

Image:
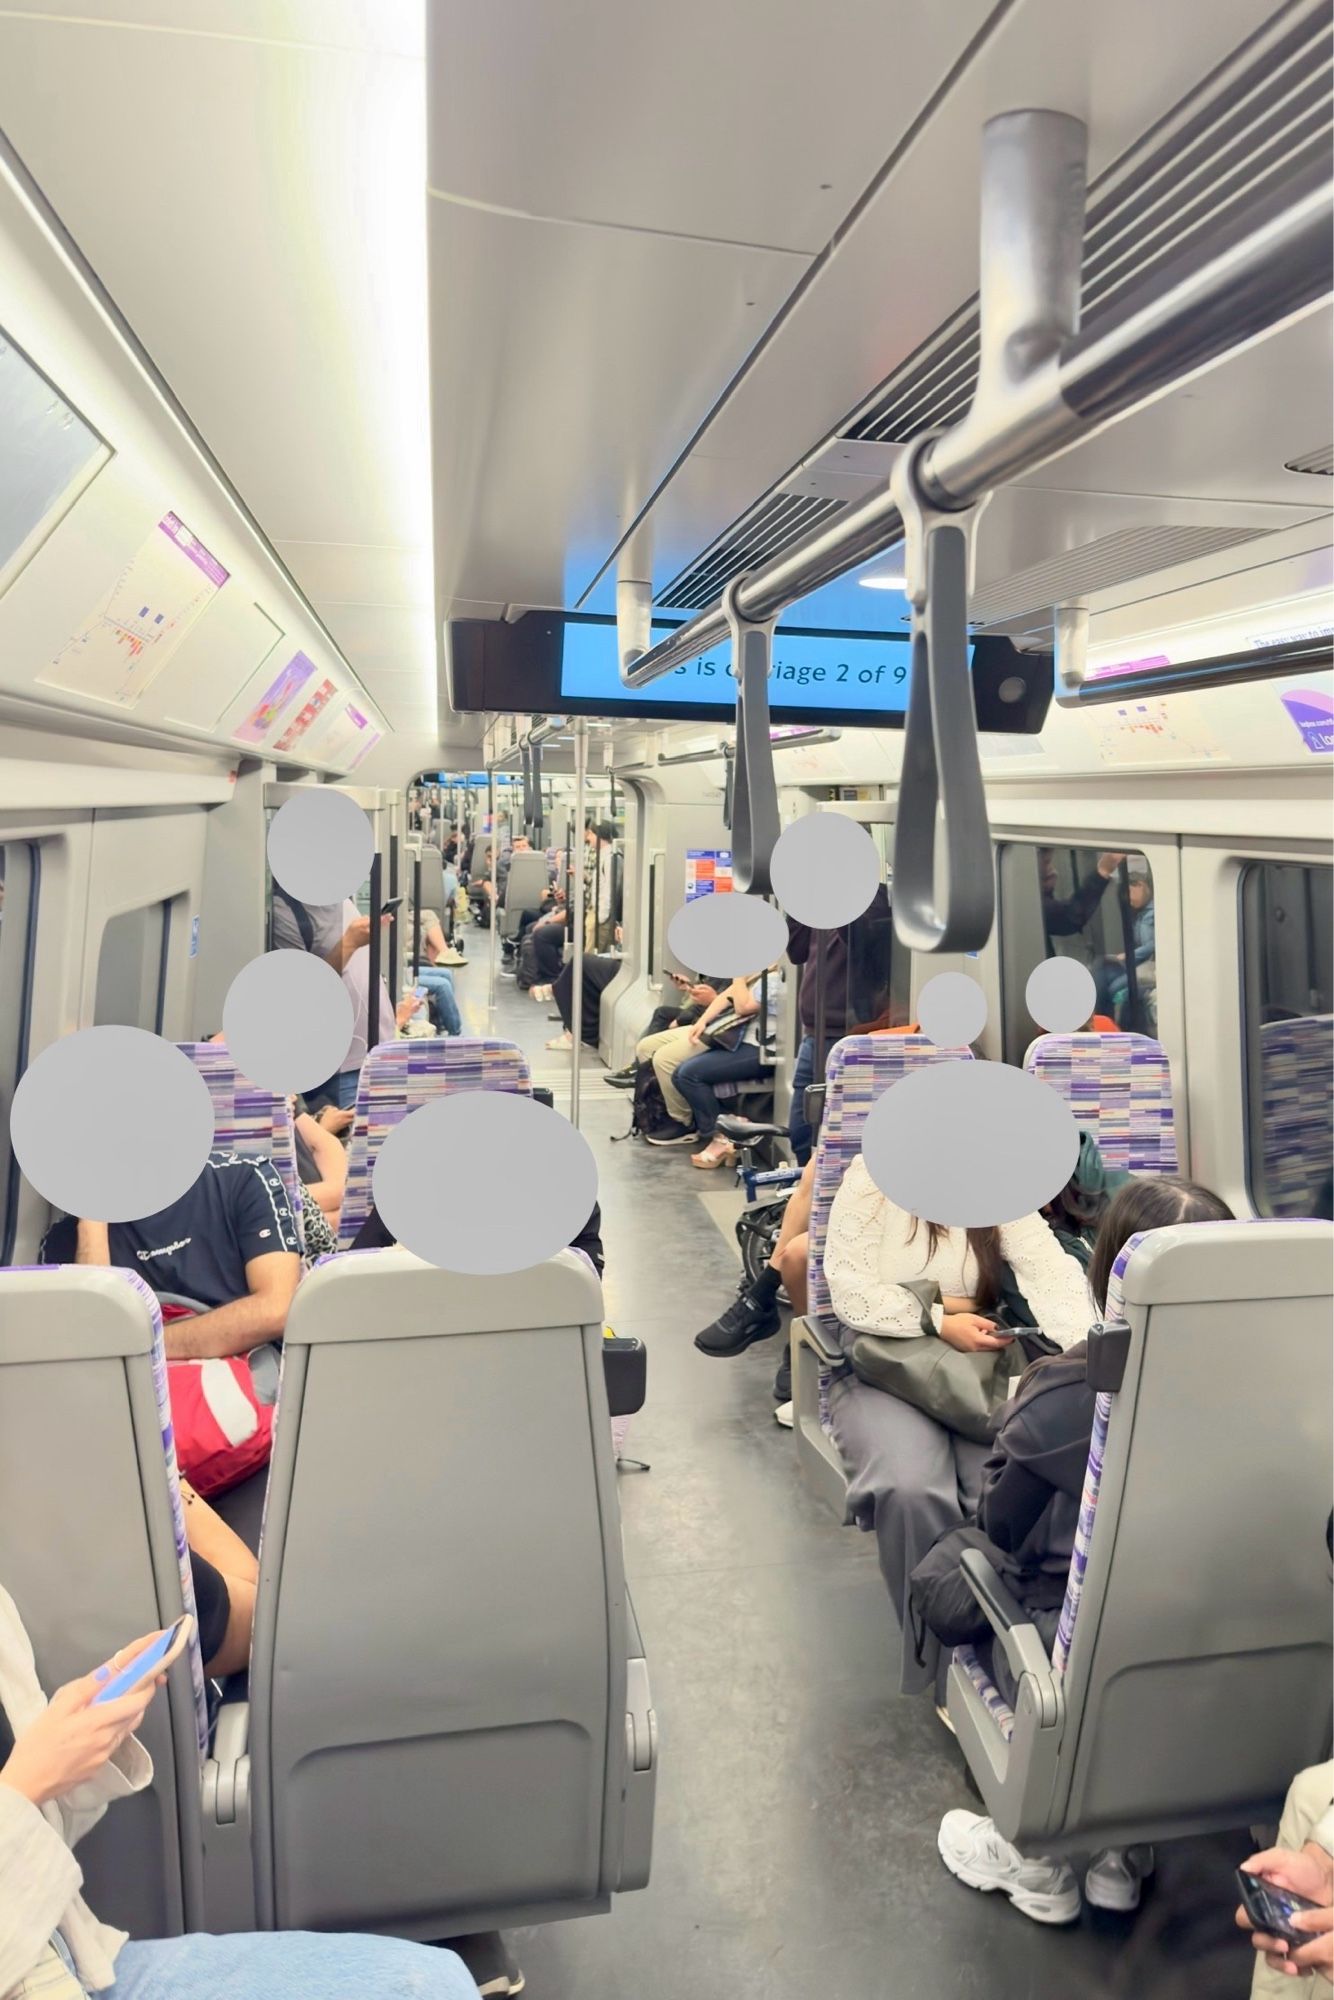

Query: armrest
left=796, top=1314, right=843, bottom=1366
left=960, top=1551, right=1059, bottom=1725
left=203, top=1697, right=250, bottom=1826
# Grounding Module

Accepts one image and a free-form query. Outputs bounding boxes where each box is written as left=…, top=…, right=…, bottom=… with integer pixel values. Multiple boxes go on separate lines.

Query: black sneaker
left=605, top=1066, right=638, bottom=1089
left=694, top=1291, right=782, bottom=1355
left=644, top=1120, right=698, bottom=1146
left=447, top=1933, right=524, bottom=1995
left=773, top=1350, right=792, bottom=1402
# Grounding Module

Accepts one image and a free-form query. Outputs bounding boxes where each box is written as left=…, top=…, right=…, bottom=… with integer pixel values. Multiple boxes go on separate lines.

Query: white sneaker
left=1085, top=1845, right=1154, bottom=1912
left=938, top=1811, right=1081, bottom=1926
left=530, top=984, right=552, bottom=1003
left=773, top=1401, right=794, bottom=1428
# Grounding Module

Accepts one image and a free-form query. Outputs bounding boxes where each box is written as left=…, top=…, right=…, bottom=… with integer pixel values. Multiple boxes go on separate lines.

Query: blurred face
left=1128, top=879, right=1150, bottom=910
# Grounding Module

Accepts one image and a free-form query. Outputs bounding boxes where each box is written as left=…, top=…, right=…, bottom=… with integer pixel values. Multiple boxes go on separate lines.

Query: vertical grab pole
left=388, top=828, right=400, bottom=1008
left=367, top=850, right=382, bottom=1059
left=570, top=717, right=588, bottom=1127
left=412, top=853, right=423, bottom=1014
left=487, top=771, right=497, bottom=1019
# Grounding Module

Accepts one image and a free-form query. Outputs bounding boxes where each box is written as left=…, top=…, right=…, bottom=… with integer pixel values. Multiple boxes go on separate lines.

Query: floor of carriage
left=452, top=957, right=1251, bottom=2000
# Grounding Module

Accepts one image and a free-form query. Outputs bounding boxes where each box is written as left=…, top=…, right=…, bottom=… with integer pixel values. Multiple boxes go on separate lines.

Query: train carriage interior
left=0, top=2, right=1331, bottom=1996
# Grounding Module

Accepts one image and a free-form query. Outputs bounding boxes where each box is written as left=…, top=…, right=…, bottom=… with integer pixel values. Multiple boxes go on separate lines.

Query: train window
left=0, top=843, right=40, bottom=1262
left=1241, top=862, right=1334, bottom=1219
left=998, top=842, right=1156, bottom=1063
left=94, top=900, right=171, bottom=1032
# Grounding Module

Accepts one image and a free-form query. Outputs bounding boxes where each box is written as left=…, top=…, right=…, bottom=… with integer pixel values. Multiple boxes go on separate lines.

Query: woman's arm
left=823, top=1159, right=936, bottom=1338
left=295, top=1113, right=348, bottom=1220
left=998, top=1213, right=1093, bottom=1349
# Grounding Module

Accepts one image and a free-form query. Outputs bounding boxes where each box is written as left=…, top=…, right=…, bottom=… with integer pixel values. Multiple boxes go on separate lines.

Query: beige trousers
left=1251, top=1762, right=1334, bottom=1997
left=635, top=1025, right=697, bottom=1125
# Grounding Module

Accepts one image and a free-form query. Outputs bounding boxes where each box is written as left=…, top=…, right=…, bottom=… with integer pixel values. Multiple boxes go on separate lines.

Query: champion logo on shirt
left=136, top=1238, right=192, bottom=1261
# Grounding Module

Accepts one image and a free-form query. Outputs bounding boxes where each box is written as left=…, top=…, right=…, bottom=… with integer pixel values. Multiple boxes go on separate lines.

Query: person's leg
left=1249, top=1763, right=1334, bottom=1999
left=649, top=1027, right=699, bottom=1125
left=107, top=1930, right=479, bottom=1998
left=695, top=1154, right=816, bottom=1354
left=553, top=959, right=575, bottom=1031
left=532, top=923, right=565, bottom=984
left=335, top=1070, right=360, bottom=1110
left=642, top=1003, right=681, bottom=1038
left=826, top=1376, right=971, bottom=1694
left=776, top=1229, right=809, bottom=1317
left=415, top=966, right=461, bottom=1036
left=788, top=1034, right=816, bottom=1166
left=675, top=1046, right=763, bottom=1146
left=581, top=954, right=619, bottom=1047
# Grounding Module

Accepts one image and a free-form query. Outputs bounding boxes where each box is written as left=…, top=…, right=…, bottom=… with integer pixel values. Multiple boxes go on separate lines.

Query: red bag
left=162, top=1304, right=274, bottom=1496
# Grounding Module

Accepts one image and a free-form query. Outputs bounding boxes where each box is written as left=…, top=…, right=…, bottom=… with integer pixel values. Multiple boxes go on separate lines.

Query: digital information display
left=559, top=617, right=918, bottom=721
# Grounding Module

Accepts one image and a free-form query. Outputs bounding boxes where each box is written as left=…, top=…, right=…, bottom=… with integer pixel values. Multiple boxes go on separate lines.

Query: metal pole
left=367, top=851, right=382, bottom=1057
left=620, top=150, right=1331, bottom=690
left=487, top=772, right=497, bottom=1018
left=569, top=718, right=588, bottom=1127
left=388, top=829, right=401, bottom=1008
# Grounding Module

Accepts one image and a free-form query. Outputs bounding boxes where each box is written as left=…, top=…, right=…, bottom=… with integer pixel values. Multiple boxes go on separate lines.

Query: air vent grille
left=657, top=491, right=847, bottom=610
left=658, top=2, right=1332, bottom=614
left=971, top=524, right=1269, bottom=628
left=1284, top=443, right=1334, bottom=474
left=847, top=3, right=1332, bottom=443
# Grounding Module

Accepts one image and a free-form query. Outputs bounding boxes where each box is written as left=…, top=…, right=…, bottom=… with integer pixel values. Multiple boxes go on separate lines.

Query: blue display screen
left=559, top=617, right=926, bottom=721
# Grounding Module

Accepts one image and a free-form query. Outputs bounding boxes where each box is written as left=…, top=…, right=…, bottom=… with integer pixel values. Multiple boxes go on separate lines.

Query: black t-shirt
left=190, top=1550, right=230, bottom=1668
left=42, top=1152, right=300, bottom=1309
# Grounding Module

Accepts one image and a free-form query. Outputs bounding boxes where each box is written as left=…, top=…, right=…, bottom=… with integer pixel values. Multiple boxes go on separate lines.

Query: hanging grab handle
left=722, top=576, right=780, bottom=896
left=890, top=435, right=994, bottom=954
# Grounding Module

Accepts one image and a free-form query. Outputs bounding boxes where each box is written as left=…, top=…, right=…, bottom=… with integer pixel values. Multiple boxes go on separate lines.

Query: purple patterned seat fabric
left=175, top=1040, right=303, bottom=1250
left=1258, top=1015, right=1333, bottom=1216
left=337, top=1036, right=533, bottom=1248
left=1024, top=1032, right=1178, bottom=1173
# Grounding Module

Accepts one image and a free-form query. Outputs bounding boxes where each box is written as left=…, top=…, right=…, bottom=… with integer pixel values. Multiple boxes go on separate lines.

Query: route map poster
left=232, top=650, right=315, bottom=744
left=273, top=676, right=337, bottom=752
left=686, top=849, right=733, bottom=900
left=41, top=512, right=228, bottom=708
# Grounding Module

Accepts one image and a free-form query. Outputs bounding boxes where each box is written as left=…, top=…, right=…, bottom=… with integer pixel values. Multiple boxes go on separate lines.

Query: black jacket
left=786, top=885, right=893, bottom=1037
left=1043, top=869, right=1114, bottom=940
left=979, top=1341, right=1097, bottom=1609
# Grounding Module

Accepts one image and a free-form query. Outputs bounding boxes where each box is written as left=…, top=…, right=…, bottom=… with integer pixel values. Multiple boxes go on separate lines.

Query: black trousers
left=555, top=953, right=620, bottom=1045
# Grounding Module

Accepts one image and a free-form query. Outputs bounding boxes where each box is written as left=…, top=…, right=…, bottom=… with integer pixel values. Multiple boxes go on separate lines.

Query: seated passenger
left=292, top=1101, right=348, bottom=1225
left=930, top=1177, right=1233, bottom=1924
left=1238, top=1768, right=1334, bottom=1993
left=608, top=968, right=724, bottom=1080
left=523, top=895, right=569, bottom=993
left=0, top=1580, right=479, bottom=1998
left=1094, top=866, right=1155, bottom=1020
left=667, top=975, right=769, bottom=1166
left=42, top=1157, right=302, bottom=1361
left=545, top=937, right=622, bottom=1053
left=405, top=906, right=463, bottom=1035
left=352, top=1197, right=605, bottom=1277
left=823, top=1160, right=1091, bottom=1703
left=181, top=1477, right=258, bottom=1679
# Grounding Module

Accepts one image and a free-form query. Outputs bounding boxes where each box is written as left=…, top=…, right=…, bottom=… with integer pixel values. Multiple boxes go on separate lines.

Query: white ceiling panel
left=0, top=2, right=436, bottom=728
left=0, top=1, right=423, bottom=56
left=426, top=0, right=995, bottom=251
left=428, top=194, right=808, bottom=610
left=577, top=0, right=1308, bottom=611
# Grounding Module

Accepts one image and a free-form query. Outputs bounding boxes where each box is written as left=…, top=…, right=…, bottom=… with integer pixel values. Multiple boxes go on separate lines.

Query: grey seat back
left=1061, top=1220, right=1333, bottom=1841
left=500, top=850, right=552, bottom=938
left=416, top=842, right=446, bottom=916
left=248, top=1246, right=653, bottom=1936
left=0, top=1267, right=207, bottom=1936
left=950, top=1219, right=1334, bottom=1853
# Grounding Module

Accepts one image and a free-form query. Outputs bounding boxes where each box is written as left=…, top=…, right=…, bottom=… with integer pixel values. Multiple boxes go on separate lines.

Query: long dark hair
left=1087, top=1177, right=1234, bottom=1317
left=908, top=1218, right=1006, bottom=1312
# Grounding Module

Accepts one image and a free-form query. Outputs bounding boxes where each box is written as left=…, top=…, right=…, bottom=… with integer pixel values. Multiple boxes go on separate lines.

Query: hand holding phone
left=1237, top=1866, right=1326, bottom=1947
left=379, top=895, right=404, bottom=916
left=92, top=1617, right=193, bottom=1705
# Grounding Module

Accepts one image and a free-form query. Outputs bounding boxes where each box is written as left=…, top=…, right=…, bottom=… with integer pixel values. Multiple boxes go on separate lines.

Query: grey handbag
left=849, top=1279, right=1025, bottom=1445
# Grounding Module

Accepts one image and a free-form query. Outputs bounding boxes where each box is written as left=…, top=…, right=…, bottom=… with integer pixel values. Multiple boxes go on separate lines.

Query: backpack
left=612, top=1061, right=676, bottom=1144
left=162, top=1303, right=276, bottom=1496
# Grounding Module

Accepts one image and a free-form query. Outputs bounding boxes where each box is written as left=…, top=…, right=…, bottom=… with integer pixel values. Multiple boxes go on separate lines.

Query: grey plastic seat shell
left=0, top=1268, right=206, bottom=1938
left=499, top=850, right=551, bottom=940
left=948, top=1219, right=1334, bottom=1856
left=248, top=1246, right=656, bottom=1937
left=416, top=844, right=446, bottom=918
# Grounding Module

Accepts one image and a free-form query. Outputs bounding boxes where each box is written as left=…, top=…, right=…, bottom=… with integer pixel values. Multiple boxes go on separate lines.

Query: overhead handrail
left=614, top=110, right=1331, bottom=951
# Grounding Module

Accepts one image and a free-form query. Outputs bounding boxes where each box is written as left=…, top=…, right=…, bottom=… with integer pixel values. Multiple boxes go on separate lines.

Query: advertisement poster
left=273, top=676, right=336, bottom=753
left=1278, top=684, right=1334, bottom=754
left=686, top=849, right=733, bottom=901
left=304, top=698, right=378, bottom=768
left=41, top=512, right=229, bottom=708
left=232, top=650, right=315, bottom=744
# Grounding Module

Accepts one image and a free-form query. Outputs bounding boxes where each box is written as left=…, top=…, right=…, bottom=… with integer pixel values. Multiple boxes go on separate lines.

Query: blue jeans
left=414, top=964, right=461, bottom=1035
left=307, top=1068, right=361, bottom=1113
left=674, top=1044, right=764, bottom=1139
left=789, top=1034, right=817, bottom=1166
left=103, top=1932, right=476, bottom=1998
